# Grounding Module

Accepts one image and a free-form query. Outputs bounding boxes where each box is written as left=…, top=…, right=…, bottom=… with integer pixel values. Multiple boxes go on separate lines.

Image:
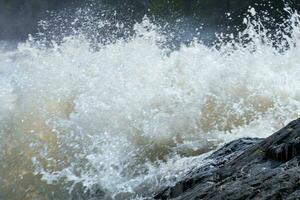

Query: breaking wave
left=0, top=7, right=300, bottom=200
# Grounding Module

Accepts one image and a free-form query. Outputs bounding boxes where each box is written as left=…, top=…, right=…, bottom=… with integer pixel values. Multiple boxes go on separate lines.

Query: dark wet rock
left=155, top=118, right=300, bottom=200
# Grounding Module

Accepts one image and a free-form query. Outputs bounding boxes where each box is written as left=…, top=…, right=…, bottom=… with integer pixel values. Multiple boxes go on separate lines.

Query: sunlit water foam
left=1, top=13, right=300, bottom=200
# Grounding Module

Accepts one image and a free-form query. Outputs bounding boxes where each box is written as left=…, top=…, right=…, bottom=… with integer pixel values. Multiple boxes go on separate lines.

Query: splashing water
left=1, top=8, right=300, bottom=200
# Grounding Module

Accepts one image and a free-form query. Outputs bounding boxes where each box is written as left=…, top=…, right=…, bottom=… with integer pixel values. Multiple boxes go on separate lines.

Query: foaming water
left=1, top=10, right=300, bottom=200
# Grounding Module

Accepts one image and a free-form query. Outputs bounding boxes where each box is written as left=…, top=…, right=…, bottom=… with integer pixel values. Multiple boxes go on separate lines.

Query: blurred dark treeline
left=0, top=0, right=81, bottom=40
left=0, top=0, right=299, bottom=41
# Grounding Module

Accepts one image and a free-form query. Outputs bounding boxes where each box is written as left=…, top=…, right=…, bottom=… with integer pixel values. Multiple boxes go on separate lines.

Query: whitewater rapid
left=1, top=10, right=300, bottom=200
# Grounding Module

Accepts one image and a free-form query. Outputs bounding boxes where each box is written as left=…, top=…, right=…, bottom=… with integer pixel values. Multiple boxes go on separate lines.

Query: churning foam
left=1, top=11, right=300, bottom=200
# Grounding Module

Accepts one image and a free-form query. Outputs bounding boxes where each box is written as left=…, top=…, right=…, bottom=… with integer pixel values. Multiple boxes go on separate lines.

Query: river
left=0, top=6, right=300, bottom=200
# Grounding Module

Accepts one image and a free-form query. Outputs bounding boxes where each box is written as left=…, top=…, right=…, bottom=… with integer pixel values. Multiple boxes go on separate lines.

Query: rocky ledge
left=155, top=118, right=300, bottom=200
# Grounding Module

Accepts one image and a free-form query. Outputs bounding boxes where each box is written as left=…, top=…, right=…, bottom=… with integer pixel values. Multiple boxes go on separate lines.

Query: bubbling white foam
left=1, top=11, right=300, bottom=200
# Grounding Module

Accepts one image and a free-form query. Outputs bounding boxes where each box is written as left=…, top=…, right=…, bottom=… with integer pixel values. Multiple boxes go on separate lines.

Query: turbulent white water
left=1, top=9, right=300, bottom=200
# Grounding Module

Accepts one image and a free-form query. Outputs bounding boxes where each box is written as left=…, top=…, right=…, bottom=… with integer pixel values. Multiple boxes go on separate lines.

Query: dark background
left=0, top=0, right=299, bottom=41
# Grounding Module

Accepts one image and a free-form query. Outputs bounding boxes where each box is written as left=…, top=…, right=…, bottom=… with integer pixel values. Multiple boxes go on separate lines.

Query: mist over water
left=1, top=6, right=300, bottom=200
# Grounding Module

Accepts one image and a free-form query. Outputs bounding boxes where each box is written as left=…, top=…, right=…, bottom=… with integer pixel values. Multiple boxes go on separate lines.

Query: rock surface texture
left=155, top=118, right=300, bottom=200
